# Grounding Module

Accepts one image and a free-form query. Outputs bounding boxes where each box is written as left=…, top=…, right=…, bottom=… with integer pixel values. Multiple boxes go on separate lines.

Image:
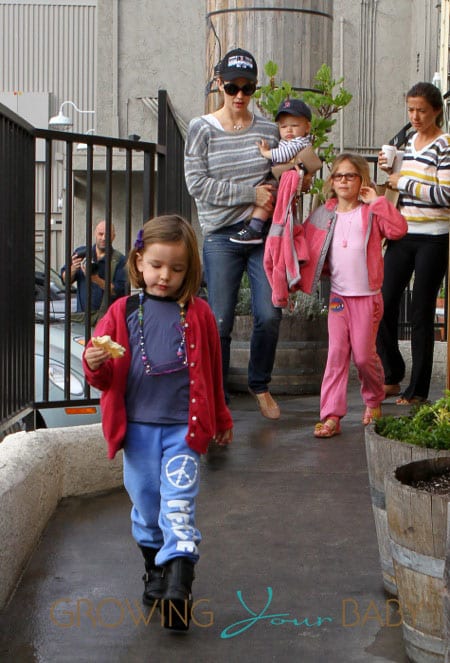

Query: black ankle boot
left=139, top=545, right=166, bottom=606
left=161, top=557, right=195, bottom=630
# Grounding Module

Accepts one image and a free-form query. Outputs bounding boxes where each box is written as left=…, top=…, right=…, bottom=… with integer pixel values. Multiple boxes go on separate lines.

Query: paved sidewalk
left=0, top=380, right=444, bottom=663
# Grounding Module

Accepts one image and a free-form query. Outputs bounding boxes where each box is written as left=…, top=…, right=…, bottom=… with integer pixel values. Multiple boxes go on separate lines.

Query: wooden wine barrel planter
left=444, top=550, right=450, bottom=662
left=385, top=457, right=450, bottom=663
left=228, top=315, right=328, bottom=395
left=364, top=425, right=449, bottom=596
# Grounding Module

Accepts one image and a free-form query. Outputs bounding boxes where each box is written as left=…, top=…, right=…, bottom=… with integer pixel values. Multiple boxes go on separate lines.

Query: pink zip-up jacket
left=300, top=196, right=408, bottom=295
left=82, top=295, right=233, bottom=459
left=263, top=169, right=309, bottom=307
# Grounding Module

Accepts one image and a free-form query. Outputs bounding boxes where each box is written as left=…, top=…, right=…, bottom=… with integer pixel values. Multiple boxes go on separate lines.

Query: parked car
left=34, top=255, right=76, bottom=319
left=32, top=257, right=101, bottom=429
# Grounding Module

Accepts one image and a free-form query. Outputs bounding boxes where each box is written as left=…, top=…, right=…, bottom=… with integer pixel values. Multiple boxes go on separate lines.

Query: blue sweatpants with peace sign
left=123, top=422, right=201, bottom=567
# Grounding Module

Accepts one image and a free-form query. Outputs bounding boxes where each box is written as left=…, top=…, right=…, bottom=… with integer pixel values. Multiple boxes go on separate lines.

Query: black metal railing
left=0, top=105, right=36, bottom=434
left=157, top=90, right=192, bottom=220
left=32, top=130, right=160, bottom=409
left=0, top=90, right=190, bottom=437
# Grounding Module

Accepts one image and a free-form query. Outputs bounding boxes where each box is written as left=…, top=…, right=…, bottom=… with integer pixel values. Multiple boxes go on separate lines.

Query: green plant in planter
left=254, top=62, right=352, bottom=198
left=283, top=290, right=327, bottom=319
left=231, top=273, right=329, bottom=395
left=376, top=391, right=450, bottom=450
left=235, top=272, right=327, bottom=319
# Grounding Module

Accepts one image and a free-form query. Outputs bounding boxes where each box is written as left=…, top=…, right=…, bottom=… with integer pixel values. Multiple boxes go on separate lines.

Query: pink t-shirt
left=329, top=205, right=377, bottom=296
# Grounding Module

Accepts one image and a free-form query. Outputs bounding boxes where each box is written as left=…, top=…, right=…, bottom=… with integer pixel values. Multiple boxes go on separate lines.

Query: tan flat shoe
left=249, top=389, right=280, bottom=420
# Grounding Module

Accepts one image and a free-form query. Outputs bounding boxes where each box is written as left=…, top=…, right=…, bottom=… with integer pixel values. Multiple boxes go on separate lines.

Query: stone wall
left=0, top=425, right=122, bottom=610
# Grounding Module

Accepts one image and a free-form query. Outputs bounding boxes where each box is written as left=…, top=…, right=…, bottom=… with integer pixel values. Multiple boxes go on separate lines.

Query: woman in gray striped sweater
left=184, top=48, right=283, bottom=420
left=377, top=81, right=450, bottom=405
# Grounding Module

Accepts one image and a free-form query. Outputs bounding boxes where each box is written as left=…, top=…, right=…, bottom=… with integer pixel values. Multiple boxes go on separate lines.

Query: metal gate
left=0, top=90, right=191, bottom=438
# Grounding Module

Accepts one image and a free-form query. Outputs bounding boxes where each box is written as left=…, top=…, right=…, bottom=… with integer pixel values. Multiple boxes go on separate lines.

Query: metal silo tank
left=205, top=0, right=334, bottom=112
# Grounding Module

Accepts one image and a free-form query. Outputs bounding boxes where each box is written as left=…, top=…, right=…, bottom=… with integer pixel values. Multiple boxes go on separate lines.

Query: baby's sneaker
left=230, top=226, right=263, bottom=244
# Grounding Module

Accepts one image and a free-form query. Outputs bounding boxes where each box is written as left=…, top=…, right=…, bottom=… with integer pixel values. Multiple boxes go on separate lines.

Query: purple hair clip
left=134, top=228, right=144, bottom=250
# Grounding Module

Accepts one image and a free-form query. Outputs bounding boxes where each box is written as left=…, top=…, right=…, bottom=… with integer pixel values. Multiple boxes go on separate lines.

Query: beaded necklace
left=138, top=289, right=187, bottom=375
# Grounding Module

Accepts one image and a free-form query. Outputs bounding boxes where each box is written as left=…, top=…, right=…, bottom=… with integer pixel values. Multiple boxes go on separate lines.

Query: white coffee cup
left=381, top=145, right=397, bottom=170
left=392, top=150, right=404, bottom=173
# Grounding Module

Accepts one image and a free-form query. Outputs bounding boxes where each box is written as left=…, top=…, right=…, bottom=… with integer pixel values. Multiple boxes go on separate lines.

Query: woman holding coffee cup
left=377, top=81, right=450, bottom=405
left=380, top=145, right=405, bottom=173
left=380, top=144, right=397, bottom=170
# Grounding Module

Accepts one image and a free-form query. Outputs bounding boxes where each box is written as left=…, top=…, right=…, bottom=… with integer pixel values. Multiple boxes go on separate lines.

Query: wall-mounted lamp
left=76, top=128, right=96, bottom=151
left=49, top=100, right=95, bottom=130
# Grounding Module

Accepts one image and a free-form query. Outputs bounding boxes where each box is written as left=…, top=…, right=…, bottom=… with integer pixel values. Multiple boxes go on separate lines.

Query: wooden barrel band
left=390, top=540, right=444, bottom=579
left=402, top=622, right=445, bottom=656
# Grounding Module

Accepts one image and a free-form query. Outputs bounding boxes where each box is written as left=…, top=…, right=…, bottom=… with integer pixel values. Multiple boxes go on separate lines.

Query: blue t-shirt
left=125, top=293, right=190, bottom=424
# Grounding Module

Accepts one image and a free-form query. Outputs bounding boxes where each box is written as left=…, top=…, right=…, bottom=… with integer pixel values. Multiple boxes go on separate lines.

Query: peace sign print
left=165, top=454, right=198, bottom=489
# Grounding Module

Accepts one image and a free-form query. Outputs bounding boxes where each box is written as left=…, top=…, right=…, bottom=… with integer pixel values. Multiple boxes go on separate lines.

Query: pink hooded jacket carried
left=300, top=196, right=408, bottom=295
left=263, top=169, right=309, bottom=307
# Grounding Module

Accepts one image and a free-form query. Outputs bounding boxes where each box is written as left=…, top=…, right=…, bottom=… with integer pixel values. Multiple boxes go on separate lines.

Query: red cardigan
left=82, top=295, right=233, bottom=459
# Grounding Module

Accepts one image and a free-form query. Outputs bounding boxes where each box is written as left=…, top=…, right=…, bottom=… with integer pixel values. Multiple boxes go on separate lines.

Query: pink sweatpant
left=320, top=293, right=385, bottom=421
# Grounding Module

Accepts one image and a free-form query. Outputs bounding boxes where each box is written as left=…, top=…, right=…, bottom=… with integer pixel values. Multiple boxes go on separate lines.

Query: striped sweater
left=397, top=132, right=450, bottom=232
left=184, top=114, right=279, bottom=235
left=271, top=134, right=312, bottom=164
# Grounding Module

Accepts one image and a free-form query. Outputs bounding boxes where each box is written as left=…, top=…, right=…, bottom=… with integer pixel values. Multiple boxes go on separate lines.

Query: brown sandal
left=314, top=417, right=341, bottom=438
left=362, top=406, right=382, bottom=425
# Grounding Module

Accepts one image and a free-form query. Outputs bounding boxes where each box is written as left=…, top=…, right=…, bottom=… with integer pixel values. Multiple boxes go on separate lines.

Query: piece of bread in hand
left=92, top=335, right=126, bottom=358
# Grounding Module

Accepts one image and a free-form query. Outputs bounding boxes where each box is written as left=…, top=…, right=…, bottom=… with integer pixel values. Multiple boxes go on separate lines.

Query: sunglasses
left=331, top=172, right=361, bottom=182
left=223, top=82, right=256, bottom=96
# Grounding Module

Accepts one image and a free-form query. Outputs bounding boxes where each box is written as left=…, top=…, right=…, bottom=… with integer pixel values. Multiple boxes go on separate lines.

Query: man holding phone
left=61, top=220, right=126, bottom=320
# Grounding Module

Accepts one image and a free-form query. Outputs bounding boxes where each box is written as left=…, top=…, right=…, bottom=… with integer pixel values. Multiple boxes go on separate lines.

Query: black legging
left=377, top=233, right=448, bottom=400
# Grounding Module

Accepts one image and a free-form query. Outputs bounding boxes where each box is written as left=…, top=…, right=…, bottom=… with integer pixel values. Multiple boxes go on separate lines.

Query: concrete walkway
left=0, top=378, right=445, bottom=663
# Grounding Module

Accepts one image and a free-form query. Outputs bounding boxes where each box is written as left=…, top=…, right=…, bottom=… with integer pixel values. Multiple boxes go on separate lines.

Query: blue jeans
left=202, top=222, right=282, bottom=394
left=123, top=422, right=201, bottom=566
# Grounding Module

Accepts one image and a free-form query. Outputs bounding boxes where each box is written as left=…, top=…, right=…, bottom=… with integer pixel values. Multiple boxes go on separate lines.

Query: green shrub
left=375, top=392, right=450, bottom=450
left=235, top=273, right=327, bottom=319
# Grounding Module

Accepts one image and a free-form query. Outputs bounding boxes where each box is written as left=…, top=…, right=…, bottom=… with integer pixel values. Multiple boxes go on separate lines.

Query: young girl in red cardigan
left=83, top=215, right=233, bottom=629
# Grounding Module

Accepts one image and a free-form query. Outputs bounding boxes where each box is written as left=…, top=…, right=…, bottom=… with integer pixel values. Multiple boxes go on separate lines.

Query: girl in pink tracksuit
left=300, top=153, right=407, bottom=438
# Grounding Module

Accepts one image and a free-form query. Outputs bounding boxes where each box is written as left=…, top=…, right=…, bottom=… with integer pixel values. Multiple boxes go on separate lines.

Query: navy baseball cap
left=217, top=48, right=257, bottom=82
left=275, top=98, right=312, bottom=122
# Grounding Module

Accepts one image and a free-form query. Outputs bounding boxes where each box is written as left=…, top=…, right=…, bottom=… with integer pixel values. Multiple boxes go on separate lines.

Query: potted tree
left=254, top=61, right=353, bottom=202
